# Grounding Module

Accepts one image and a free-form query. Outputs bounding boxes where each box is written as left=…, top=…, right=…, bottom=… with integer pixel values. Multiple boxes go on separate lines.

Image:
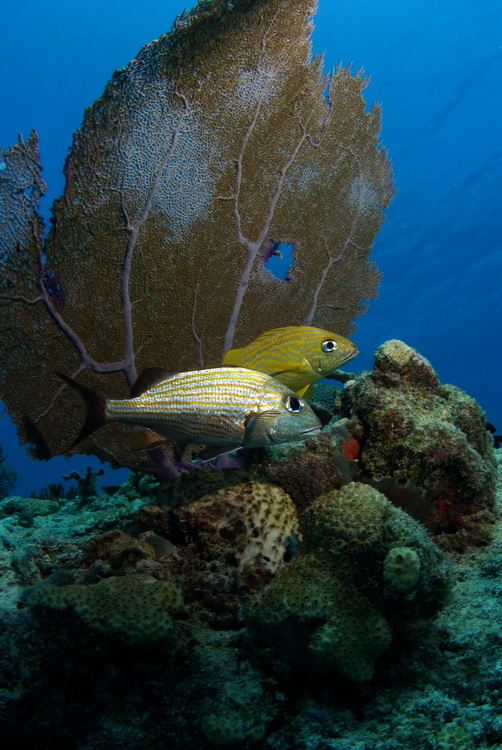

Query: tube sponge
left=384, top=546, right=421, bottom=591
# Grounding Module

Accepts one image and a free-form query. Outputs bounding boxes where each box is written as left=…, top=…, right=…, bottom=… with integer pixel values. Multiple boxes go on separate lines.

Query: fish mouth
left=300, top=425, right=322, bottom=436
left=310, top=347, right=359, bottom=374
left=333, top=348, right=359, bottom=369
left=342, top=347, right=359, bottom=364
left=268, top=424, right=321, bottom=443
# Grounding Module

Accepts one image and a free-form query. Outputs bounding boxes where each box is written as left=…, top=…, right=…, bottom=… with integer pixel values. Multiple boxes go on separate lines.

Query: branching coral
left=62, top=466, right=104, bottom=507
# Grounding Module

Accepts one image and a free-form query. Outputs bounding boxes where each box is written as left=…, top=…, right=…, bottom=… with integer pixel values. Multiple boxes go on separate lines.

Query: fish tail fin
left=222, top=347, right=244, bottom=366
left=56, top=372, right=107, bottom=448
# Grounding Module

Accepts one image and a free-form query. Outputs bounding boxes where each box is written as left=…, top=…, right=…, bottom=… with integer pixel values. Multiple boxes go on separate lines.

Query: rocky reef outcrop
left=0, top=340, right=499, bottom=748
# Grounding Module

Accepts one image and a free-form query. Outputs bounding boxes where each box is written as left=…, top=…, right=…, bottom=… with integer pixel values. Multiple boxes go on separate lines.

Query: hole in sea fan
left=42, top=269, right=67, bottom=312
left=261, top=238, right=294, bottom=281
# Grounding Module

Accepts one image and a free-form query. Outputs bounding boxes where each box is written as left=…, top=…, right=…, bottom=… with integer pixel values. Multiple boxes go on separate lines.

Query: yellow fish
left=222, top=326, right=358, bottom=399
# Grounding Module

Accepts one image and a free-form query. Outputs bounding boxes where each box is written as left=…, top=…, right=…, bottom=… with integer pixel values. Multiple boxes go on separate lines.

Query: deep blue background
left=1, top=0, right=500, bottom=495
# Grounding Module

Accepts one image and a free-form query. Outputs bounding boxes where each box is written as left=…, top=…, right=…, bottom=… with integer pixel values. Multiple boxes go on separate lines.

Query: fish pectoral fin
left=295, top=384, right=313, bottom=399
left=269, top=362, right=304, bottom=378
left=130, top=427, right=168, bottom=451
left=268, top=368, right=290, bottom=379
left=222, top=347, right=244, bottom=366
left=130, top=367, right=178, bottom=398
left=270, top=359, right=311, bottom=380
left=244, top=410, right=280, bottom=444
left=196, top=444, right=241, bottom=461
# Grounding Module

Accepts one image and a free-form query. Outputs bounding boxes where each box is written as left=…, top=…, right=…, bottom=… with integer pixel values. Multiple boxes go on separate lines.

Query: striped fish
left=57, top=366, right=322, bottom=455
left=223, top=326, right=358, bottom=398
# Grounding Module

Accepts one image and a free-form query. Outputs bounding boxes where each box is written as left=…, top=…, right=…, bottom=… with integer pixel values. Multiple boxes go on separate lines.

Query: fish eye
left=322, top=339, right=338, bottom=353
left=284, top=395, right=304, bottom=414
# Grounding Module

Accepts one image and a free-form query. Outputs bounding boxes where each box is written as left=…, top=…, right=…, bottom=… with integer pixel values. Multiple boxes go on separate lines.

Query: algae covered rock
left=345, top=339, right=497, bottom=541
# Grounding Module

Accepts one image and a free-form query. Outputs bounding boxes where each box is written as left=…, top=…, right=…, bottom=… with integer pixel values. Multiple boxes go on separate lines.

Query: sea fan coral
left=0, top=0, right=393, bottom=468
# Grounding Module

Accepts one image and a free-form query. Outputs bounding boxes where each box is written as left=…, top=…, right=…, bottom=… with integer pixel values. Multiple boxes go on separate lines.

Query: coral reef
left=0, top=341, right=499, bottom=748
left=252, top=419, right=359, bottom=523
left=170, top=481, right=300, bottom=580
left=246, top=482, right=450, bottom=682
left=248, top=549, right=393, bottom=683
left=0, top=0, right=497, bottom=739
left=21, top=576, right=184, bottom=644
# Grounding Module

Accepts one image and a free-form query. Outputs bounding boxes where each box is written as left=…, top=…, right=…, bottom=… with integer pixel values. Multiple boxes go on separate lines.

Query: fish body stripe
left=223, top=326, right=358, bottom=392
left=106, top=367, right=318, bottom=445
left=230, top=327, right=314, bottom=371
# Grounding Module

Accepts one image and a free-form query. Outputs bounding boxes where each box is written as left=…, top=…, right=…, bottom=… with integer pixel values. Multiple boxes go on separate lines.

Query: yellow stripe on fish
left=222, top=326, right=358, bottom=398
left=57, top=366, right=322, bottom=455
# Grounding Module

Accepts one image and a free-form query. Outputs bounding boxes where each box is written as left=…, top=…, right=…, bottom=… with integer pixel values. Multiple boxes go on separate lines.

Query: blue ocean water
left=1, top=0, right=501, bottom=494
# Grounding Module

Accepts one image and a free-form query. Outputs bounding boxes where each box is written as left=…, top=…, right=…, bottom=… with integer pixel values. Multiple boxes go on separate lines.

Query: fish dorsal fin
left=130, top=367, right=177, bottom=398
left=296, top=383, right=313, bottom=399
left=222, top=347, right=244, bottom=366
left=251, top=326, right=295, bottom=342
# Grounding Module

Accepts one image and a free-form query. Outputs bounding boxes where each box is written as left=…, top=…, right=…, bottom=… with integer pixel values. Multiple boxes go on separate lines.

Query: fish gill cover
left=0, top=0, right=393, bottom=467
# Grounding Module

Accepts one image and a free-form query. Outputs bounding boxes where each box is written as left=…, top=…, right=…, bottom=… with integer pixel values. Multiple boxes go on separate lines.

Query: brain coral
left=247, top=482, right=451, bottom=682
left=308, top=482, right=450, bottom=614
left=21, top=576, right=184, bottom=643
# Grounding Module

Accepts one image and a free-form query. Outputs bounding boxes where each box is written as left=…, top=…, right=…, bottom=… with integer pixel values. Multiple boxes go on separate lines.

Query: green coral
left=21, top=576, right=184, bottom=643
left=247, top=551, right=391, bottom=682
left=247, top=482, right=451, bottom=682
